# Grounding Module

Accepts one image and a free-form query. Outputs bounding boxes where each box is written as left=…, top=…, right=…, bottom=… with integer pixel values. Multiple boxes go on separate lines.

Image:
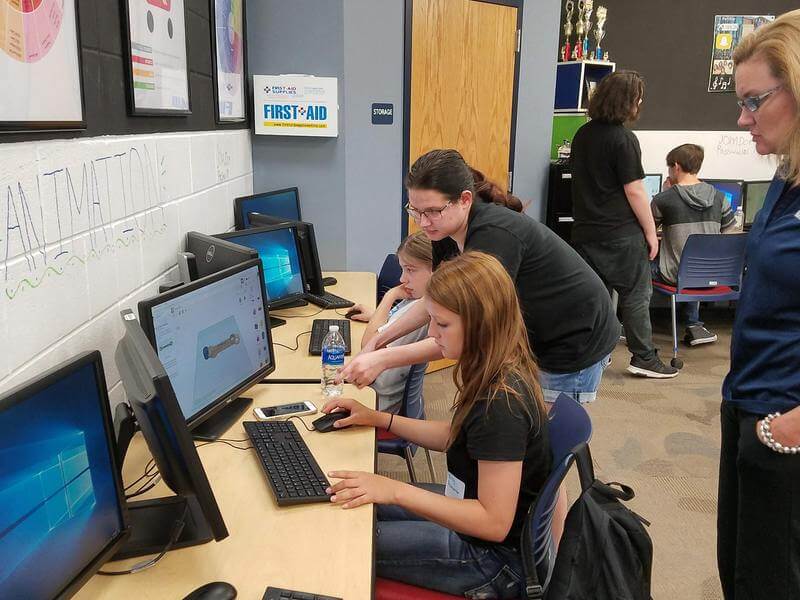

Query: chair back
left=377, top=253, right=402, bottom=304
left=521, top=394, right=593, bottom=592
left=676, top=233, right=747, bottom=290
left=401, top=361, right=428, bottom=421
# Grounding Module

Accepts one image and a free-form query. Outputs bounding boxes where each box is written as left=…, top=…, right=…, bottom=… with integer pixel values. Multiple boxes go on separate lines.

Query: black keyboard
left=305, top=291, right=355, bottom=309
left=308, top=319, right=351, bottom=356
left=243, top=420, right=331, bottom=506
left=263, top=587, right=341, bottom=600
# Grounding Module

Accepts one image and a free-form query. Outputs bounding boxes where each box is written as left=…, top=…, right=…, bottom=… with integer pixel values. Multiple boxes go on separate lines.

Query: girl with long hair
left=322, top=252, right=551, bottom=598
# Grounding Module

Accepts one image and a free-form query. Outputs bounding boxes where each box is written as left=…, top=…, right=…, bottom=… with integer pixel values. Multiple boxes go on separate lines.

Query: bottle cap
left=329, top=325, right=339, bottom=332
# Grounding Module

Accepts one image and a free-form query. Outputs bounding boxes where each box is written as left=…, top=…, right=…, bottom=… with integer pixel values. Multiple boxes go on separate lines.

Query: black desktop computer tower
left=546, top=161, right=573, bottom=244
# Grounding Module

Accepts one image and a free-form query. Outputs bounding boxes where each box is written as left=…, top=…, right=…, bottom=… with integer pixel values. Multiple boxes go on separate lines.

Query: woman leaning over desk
left=321, top=252, right=550, bottom=599
left=717, top=9, right=800, bottom=599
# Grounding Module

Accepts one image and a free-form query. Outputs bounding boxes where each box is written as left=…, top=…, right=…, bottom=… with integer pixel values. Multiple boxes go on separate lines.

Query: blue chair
left=377, top=361, right=435, bottom=482
left=652, top=233, right=747, bottom=369
left=377, top=253, right=402, bottom=304
left=376, top=393, right=593, bottom=600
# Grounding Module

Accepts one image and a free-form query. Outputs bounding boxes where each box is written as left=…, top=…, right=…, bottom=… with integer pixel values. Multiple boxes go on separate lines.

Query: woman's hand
left=338, top=350, right=387, bottom=387
left=757, top=410, right=800, bottom=448
left=320, top=397, right=385, bottom=429
left=326, top=471, right=401, bottom=508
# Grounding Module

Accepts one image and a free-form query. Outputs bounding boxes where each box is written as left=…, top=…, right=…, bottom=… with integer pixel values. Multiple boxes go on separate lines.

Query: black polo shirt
left=432, top=201, right=618, bottom=373
left=570, top=120, right=646, bottom=244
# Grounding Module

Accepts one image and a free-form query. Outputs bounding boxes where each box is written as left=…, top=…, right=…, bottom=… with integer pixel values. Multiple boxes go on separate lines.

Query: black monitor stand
left=269, top=316, right=287, bottom=329
left=190, top=396, right=253, bottom=441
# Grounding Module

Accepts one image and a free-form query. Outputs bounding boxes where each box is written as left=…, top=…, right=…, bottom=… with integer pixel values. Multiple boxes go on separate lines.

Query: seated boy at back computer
left=651, top=143, right=735, bottom=346
left=347, top=232, right=433, bottom=413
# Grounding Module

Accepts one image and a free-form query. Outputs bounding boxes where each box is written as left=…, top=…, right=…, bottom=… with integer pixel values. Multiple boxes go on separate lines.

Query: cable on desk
left=286, top=415, right=315, bottom=432
left=196, top=439, right=253, bottom=451
left=271, top=306, right=326, bottom=319
left=273, top=330, right=311, bottom=352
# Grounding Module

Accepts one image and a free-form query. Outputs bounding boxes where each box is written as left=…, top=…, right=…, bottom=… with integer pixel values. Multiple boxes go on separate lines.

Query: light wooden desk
left=267, top=272, right=376, bottom=380
left=78, top=384, right=377, bottom=600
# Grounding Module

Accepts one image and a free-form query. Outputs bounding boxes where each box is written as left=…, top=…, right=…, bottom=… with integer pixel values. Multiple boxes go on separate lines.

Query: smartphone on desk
left=253, top=401, right=317, bottom=421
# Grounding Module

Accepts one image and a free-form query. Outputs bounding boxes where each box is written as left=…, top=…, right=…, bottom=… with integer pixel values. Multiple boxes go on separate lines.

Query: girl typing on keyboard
left=321, top=251, right=551, bottom=599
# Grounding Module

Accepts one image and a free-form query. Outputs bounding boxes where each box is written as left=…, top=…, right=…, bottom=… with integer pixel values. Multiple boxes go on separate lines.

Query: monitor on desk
left=185, top=231, right=259, bottom=280
left=115, top=311, right=229, bottom=558
left=215, top=225, right=309, bottom=310
left=137, top=260, right=275, bottom=440
left=0, top=352, right=129, bottom=598
left=643, top=174, right=663, bottom=200
left=743, top=180, right=771, bottom=226
left=702, top=179, right=745, bottom=212
left=234, top=187, right=302, bottom=230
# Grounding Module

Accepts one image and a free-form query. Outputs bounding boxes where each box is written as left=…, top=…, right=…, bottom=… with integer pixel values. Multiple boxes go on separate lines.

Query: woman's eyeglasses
left=737, top=85, right=782, bottom=113
left=405, top=201, right=454, bottom=222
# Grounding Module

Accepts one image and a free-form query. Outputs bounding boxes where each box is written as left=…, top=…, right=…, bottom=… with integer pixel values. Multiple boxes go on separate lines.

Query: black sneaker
left=684, top=325, right=718, bottom=346
left=627, top=354, right=679, bottom=378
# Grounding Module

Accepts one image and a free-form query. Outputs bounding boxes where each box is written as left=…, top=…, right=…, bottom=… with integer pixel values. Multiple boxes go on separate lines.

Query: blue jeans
left=538, top=354, right=611, bottom=404
left=376, top=486, right=525, bottom=598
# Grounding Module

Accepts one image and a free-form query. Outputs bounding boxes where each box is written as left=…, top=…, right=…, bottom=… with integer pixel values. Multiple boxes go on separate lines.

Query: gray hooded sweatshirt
left=651, top=182, right=735, bottom=284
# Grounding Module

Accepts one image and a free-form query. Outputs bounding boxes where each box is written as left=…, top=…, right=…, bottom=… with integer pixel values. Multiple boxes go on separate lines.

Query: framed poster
left=211, top=0, right=247, bottom=123
left=122, top=0, right=191, bottom=115
left=708, top=15, right=774, bottom=93
left=0, top=0, right=86, bottom=131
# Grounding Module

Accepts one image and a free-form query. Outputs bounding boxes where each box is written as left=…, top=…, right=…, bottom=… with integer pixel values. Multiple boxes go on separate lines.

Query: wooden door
left=407, top=0, right=519, bottom=236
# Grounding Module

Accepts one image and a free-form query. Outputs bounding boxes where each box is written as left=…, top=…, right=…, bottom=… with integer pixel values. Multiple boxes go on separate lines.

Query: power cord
left=286, top=415, right=315, bottom=432
left=273, top=330, right=312, bottom=352
left=97, top=504, right=189, bottom=576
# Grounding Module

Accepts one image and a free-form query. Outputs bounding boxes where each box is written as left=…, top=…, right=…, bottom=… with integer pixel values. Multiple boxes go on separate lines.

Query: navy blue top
left=723, top=176, right=800, bottom=415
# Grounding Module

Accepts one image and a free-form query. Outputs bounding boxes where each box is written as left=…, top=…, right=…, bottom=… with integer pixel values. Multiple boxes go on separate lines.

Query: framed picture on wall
left=122, top=0, right=191, bottom=115
left=211, top=0, right=248, bottom=123
left=0, top=0, right=86, bottom=132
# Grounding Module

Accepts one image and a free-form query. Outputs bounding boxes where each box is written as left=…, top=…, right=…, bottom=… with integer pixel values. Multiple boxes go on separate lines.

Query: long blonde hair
left=734, top=9, right=800, bottom=184
left=397, top=231, right=432, bottom=266
left=425, top=251, right=545, bottom=445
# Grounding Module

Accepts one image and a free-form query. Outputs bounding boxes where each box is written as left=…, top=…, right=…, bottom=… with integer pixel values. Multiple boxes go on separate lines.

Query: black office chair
left=377, top=253, right=402, bottom=304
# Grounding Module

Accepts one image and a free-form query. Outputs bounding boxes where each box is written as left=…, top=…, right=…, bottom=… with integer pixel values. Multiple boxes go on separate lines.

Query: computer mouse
left=322, top=276, right=338, bottom=287
left=344, top=308, right=362, bottom=320
left=312, top=410, right=352, bottom=433
left=182, top=581, right=237, bottom=600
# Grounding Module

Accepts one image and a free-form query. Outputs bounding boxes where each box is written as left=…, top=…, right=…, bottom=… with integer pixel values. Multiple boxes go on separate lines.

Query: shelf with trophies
left=554, top=1, right=615, bottom=113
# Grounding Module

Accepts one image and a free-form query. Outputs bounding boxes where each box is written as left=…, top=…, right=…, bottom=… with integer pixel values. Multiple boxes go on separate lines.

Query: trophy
left=581, top=0, right=594, bottom=60
left=561, top=0, right=575, bottom=62
left=574, top=0, right=585, bottom=59
left=593, top=6, right=607, bottom=61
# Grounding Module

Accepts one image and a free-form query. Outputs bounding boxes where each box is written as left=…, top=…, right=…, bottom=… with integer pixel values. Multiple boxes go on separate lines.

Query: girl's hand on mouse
left=347, top=304, right=372, bottom=322
left=320, top=397, right=384, bottom=429
left=326, top=471, right=401, bottom=508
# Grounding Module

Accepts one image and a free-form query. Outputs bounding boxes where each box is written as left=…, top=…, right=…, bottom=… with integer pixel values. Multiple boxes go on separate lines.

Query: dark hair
left=666, top=144, right=705, bottom=174
left=406, top=149, right=523, bottom=212
left=587, top=71, right=645, bottom=124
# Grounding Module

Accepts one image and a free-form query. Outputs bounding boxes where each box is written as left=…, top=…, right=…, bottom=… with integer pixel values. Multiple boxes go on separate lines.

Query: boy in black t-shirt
left=571, top=71, right=678, bottom=378
left=321, top=253, right=551, bottom=598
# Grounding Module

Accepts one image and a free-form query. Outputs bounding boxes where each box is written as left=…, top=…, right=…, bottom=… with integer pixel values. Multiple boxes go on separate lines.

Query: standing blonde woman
left=718, top=9, right=800, bottom=599
left=322, top=252, right=551, bottom=598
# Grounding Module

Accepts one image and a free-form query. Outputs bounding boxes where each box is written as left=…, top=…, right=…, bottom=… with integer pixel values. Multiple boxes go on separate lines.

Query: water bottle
left=321, top=325, right=345, bottom=397
left=733, top=206, right=745, bottom=232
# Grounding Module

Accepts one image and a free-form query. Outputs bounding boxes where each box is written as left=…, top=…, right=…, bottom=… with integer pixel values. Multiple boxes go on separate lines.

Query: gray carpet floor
left=377, top=308, right=734, bottom=599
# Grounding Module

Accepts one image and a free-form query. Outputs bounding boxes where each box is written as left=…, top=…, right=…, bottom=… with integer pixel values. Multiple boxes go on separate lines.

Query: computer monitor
left=215, top=225, right=309, bottom=310
left=0, top=351, right=129, bottom=598
left=115, top=312, right=229, bottom=558
left=643, top=174, right=663, bottom=200
left=234, top=187, right=302, bottom=230
left=743, top=180, right=771, bottom=226
left=248, top=211, right=294, bottom=227
left=185, top=231, right=259, bottom=280
left=295, top=221, right=328, bottom=295
left=137, top=259, right=275, bottom=440
left=702, top=179, right=745, bottom=212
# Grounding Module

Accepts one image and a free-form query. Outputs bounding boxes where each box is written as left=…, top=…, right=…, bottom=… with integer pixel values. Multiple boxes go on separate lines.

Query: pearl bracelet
left=758, top=412, right=800, bottom=454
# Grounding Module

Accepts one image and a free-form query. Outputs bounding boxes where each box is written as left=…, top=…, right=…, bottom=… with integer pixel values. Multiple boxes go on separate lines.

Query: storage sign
left=254, top=75, right=338, bottom=137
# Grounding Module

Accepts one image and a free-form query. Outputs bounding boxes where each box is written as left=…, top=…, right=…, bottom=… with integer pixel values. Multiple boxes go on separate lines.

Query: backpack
left=542, top=480, right=653, bottom=600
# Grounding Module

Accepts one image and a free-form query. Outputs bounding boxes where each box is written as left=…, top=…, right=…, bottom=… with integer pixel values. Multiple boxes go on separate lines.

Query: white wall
left=635, top=130, right=778, bottom=182
left=0, top=130, right=253, bottom=405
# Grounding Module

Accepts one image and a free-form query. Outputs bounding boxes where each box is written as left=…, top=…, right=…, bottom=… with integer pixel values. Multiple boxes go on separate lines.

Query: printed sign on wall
left=253, top=75, right=338, bottom=137
left=708, top=15, right=774, bottom=93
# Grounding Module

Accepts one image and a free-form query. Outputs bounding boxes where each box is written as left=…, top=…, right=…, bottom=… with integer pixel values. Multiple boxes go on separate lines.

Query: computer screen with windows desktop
left=643, top=174, right=663, bottom=200
left=216, top=226, right=307, bottom=309
left=703, top=179, right=745, bottom=212
left=137, top=260, right=275, bottom=439
left=234, top=187, right=302, bottom=230
left=0, top=352, right=129, bottom=599
left=744, top=180, right=771, bottom=226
